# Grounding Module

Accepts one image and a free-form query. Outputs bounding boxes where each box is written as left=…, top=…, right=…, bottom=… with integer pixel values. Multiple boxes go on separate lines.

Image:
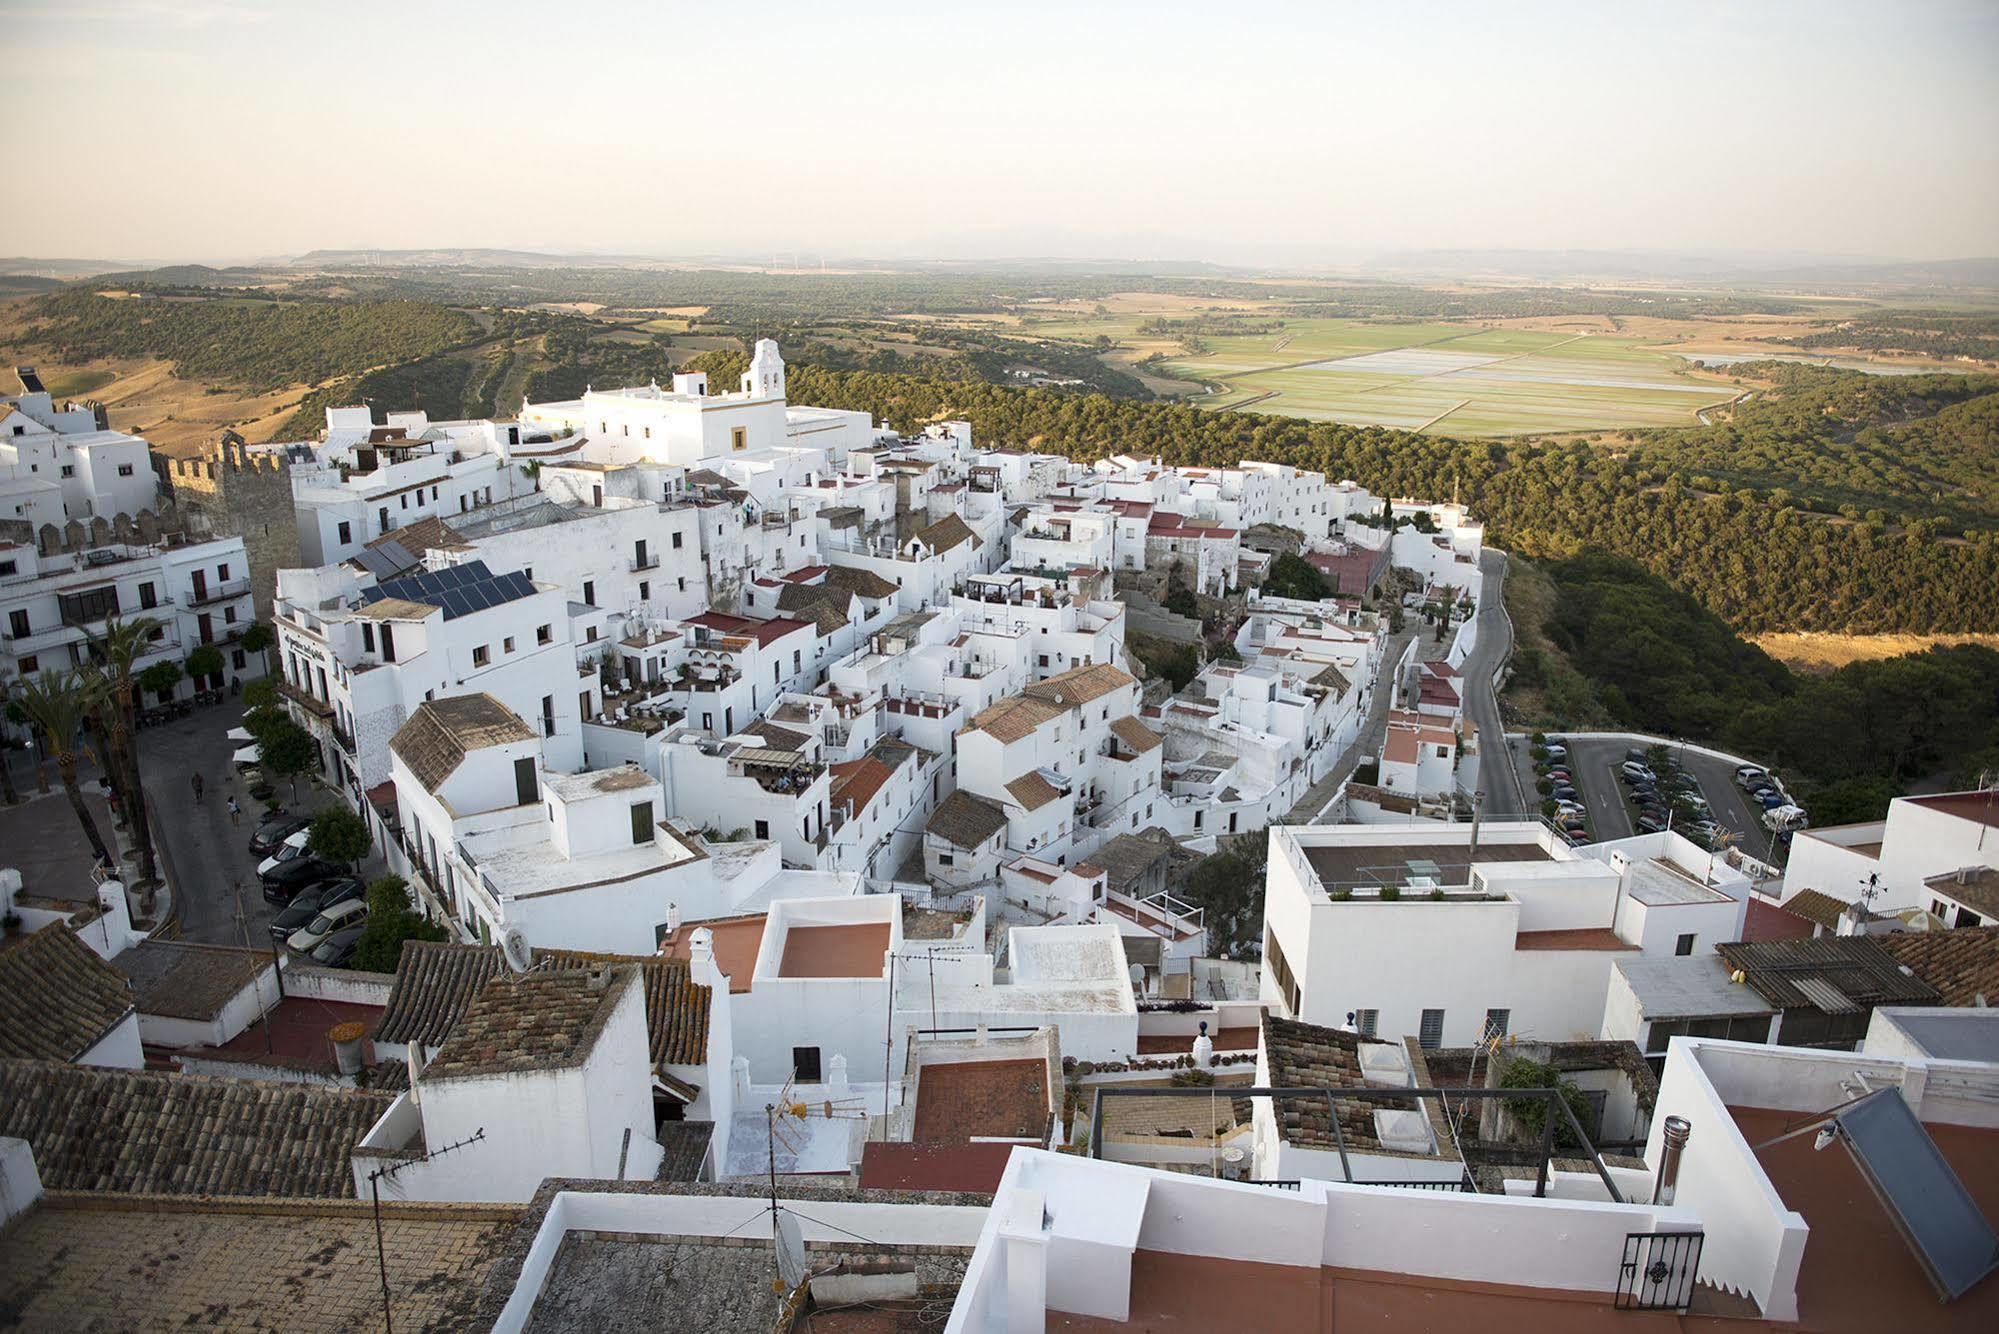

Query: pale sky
left=5, top=0, right=1996, bottom=265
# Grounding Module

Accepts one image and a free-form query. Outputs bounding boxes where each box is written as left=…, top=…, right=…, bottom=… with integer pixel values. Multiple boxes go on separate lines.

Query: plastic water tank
left=1372, top=1107, right=1435, bottom=1155
left=1358, top=1042, right=1411, bottom=1087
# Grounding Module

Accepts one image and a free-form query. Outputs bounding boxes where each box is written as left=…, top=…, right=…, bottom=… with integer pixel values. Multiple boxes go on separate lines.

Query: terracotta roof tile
left=1259, top=1013, right=1384, bottom=1151
left=1108, top=716, right=1163, bottom=755
left=1023, top=662, right=1135, bottom=708
left=376, top=940, right=710, bottom=1068
left=388, top=693, right=537, bottom=792
left=1005, top=772, right=1064, bottom=813
left=916, top=513, right=978, bottom=554
left=824, top=565, right=900, bottom=600
left=1882, top=926, right=1999, bottom=1008
left=423, top=968, right=635, bottom=1082
left=926, top=790, right=1009, bottom=849
left=0, top=927, right=135, bottom=1062
left=0, top=1060, right=390, bottom=1197
left=1780, top=889, right=1851, bottom=931
left=113, top=940, right=271, bottom=1022
left=967, top=695, right=1066, bottom=743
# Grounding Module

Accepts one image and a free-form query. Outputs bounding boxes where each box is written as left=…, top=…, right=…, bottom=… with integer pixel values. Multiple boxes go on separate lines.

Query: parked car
left=1554, top=799, right=1587, bottom=816
left=1758, top=790, right=1787, bottom=810
left=1543, top=744, right=1567, bottom=761
left=1624, top=748, right=1648, bottom=764
left=267, top=876, right=365, bottom=943
left=1545, top=767, right=1572, bottom=781
left=248, top=812, right=310, bottom=856
left=260, top=855, right=341, bottom=904
left=286, top=897, right=369, bottom=954
left=1620, top=761, right=1655, bottom=783
left=1551, top=785, right=1579, bottom=802
left=1736, top=765, right=1768, bottom=790
left=256, top=828, right=312, bottom=878
left=1635, top=811, right=1668, bottom=833
left=310, top=925, right=368, bottom=968
left=1564, top=831, right=1592, bottom=847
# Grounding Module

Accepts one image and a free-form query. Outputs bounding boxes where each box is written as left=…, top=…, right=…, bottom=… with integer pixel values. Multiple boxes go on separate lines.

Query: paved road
left=1284, top=625, right=1422, bottom=821
left=133, top=704, right=363, bottom=945
left=1460, top=549, right=1525, bottom=816
left=1553, top=735, right=1779, bottom=860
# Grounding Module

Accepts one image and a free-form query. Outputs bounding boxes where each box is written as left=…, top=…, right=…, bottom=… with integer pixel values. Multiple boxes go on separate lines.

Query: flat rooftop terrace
left=777, top=921, right=890, bottom=979
left=1731, top=1104, right=1999, bottom=1331
left=913, top=1058, right=1048, bottom=1143
left=1302, top=837, right=1552, bottom=892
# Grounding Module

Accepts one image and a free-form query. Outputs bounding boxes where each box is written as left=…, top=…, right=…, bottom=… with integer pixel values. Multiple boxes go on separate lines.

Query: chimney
left=1191, top=1020, right=1214, bottom=1067
left=1653, top=1116, right=1692, bottom=1206
left=686, top=926, right=720, bottom=989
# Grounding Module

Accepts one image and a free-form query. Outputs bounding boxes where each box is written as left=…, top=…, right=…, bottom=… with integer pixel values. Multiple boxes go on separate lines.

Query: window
left=792, top=650, right=801, bottom=671
left=362, top=623, right=375, bottom=652
left=400, top=494, right=409, bottom=510
left=337, top=519, right=353, bottom=545
left=139, top=581, right=158, bottom=609
left=791, top=1046, right=822, bottom=1082
left=630, top=800, right=654, bottom=845
left=1483, top=1009, right=1511, bottom=1040
left=639, top=581, right=650, bottom=601
left=1419, top=1009, right=1446, bottom=1048
left=671, top=531, right=683, bottom=549
left=381, top=624, right=396, bottom=662
left=1354, top=1009, right=1380, bottom=1039
left=231, top=649, right=246, bottom=669
left=514, top=757, right=538, bottom=806
left=503, top=636, right=515, bottom=654
left=218, top=563, right=230, bottom=582
left=1038, top=654, right=1049, bottom=668
left=677, top=577, right=686, bottom=592
left=541, top=695, right=555, bottom=738
left=472, top=645, right=490, bottom=666
left=1264, top=927, right=1301, bottom=1016
left=1675, top=933, right=1696, bottom=957
left=224, top=606, right=237, bottom=624
left=755, top=819, right=770, bottom=840
left=731, top=427, right=747, bottom=452
left=61, top=464, right=75, bottom=478
left=378, top=507, right=390, bottom=531
left=18, top=654, right=37, bottom=674
left=117, top=463, right=134, bottom=477
left=537, top=624, right=552, bottom=645
left=938, top=853, right=955, bottom=867
left=0, top=560, right=13, bottom=577
left=582, top=581, right=595, bottom=606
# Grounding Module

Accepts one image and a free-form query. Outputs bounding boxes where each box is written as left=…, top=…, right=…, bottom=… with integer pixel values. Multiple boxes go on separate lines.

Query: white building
left=1261, top=823, right=1750, bottom=1048
left=273, top=558, right=585, bottom=797
left=2, top=391, right=158, bottom=526
left=1, top=533, right=264, bottom=701
left=1780, top=789, right=1999, bottom=929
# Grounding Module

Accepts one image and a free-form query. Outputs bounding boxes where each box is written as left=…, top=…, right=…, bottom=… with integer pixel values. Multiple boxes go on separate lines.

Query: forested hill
left=683, top=350, right=1998, bottom=636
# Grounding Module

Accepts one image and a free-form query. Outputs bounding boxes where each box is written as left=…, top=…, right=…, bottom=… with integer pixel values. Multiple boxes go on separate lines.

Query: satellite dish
left=501, top=927, right=534, bottom=974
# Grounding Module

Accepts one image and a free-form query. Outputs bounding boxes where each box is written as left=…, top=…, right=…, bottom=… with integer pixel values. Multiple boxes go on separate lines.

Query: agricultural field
left=1026, top=310, right=1745, bottom=435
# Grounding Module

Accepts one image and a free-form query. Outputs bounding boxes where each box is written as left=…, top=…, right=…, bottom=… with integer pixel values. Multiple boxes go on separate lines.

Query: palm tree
left=0, top=664, right=19, bottom=807
left=13, top=672, right=114, bottom=871
left=84, top=615, right=163, bottom=890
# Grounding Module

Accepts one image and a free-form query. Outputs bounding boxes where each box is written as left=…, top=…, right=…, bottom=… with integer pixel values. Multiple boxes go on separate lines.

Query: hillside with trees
left=679, top=349, right=1999, bottom=636
left=1527, top=554, right=1999, bottom=822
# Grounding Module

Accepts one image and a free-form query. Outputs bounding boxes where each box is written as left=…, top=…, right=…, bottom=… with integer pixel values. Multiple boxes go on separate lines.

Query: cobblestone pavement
left=0, top=1198, right=519, bottom=1332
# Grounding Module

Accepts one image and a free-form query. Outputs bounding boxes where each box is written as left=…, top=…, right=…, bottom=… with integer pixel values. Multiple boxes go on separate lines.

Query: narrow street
left=1458, top=548, right=1526, bottom=817
left=1282, top=625, right=1421, bottom=822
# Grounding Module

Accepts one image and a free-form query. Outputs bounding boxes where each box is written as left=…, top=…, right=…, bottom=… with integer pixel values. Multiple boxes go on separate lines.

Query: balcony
left=184, top=578, right=251, bottom=608
left=278, top=679, right=336, bottom=720
left=2, top=623, right=78, bottom=654
left=629, top=554, right=661, bottom=573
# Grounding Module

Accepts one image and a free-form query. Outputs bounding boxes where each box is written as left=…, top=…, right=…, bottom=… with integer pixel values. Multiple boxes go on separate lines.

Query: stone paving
left=0, top=1196, right=519, bottom=1332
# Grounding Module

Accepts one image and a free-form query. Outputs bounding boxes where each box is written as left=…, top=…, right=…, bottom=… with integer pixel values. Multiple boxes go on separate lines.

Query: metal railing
left=1615, top=1231, right=1703, bottom=1312
left=1088, top=1083, right=1624, bottom=1203
left=185, top=577, right=251, bottom=607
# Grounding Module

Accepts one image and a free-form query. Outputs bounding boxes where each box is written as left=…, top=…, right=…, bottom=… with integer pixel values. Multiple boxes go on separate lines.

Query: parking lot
left=1530, top=735, right=1789, bottom=863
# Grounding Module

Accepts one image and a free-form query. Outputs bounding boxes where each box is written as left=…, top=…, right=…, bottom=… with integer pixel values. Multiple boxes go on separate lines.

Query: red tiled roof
left=686, top=611, right=810, bottom=647
left=830, top=757, right=893, bottom=819
left=1417, top=679, right=1460, bottom=707
left=1742, top=895, right=1817, bottom=943
left=857, top=1141, right=1016, bottom=1194
left=1514, top=928, right=1636, bottom=951
left=784, top=565, right=831, bottom=583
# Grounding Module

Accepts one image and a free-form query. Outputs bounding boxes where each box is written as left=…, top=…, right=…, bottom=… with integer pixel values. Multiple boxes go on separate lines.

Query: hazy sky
left=6, top=0, right=1996, bottom=264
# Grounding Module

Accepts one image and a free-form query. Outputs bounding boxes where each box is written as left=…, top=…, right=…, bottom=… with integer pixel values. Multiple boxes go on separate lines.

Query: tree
left=307, top=806, right=372, bottom=868
left=1178, top=832, right=1270, bottom=959
left=137, top=659, right=183, bottom=701
left=12, top=673, right=115, bottom=870
left=0, top=664, right=18, bottom=806
left=1498, top=1057, right=1597, bottom=1151
left=1262, top=552, right=1330, bottom=602
left=257, top=716, right=319, bottom=799
left=241, top=677, right=278, bottom=711
left=85, top=616, right=165, bottom=892
left=351, top=876, right=448, bottom=973
left=238, top=622, right=273, bottom=676
left=185, top=644, right=225, bottom=686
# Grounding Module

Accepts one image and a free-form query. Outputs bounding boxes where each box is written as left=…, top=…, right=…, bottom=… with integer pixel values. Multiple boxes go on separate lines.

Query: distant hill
left=0, top=257, right=133, bottom=280
left=290, top=248, right=659, bottom=270
left=1359, top=248, right=1999, bottom=294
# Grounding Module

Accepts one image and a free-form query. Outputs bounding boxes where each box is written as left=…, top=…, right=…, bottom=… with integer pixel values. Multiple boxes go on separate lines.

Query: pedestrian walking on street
left=191, top=772, right=204, bottom=804
left=227, top=796, right=241, bottom=826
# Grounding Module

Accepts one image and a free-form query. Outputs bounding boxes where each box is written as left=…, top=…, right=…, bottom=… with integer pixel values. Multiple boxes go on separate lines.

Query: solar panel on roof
left=1833, top=1088, right=1999, bottom=1301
